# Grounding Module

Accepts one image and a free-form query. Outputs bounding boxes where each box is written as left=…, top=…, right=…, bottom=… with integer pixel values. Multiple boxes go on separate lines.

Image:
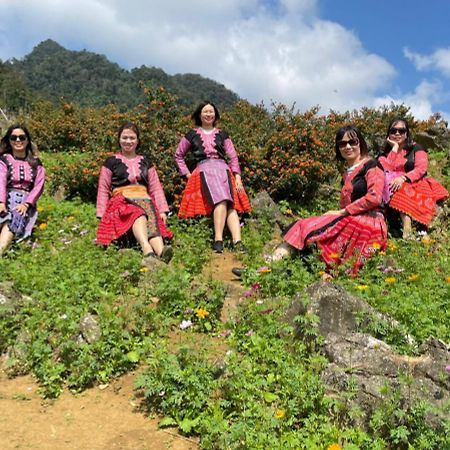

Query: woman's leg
left=400, top=213, right=413, bottom=238
left=0, top=224, right=14, bottom=256
left=132, top=216, right=154, bottom=255
left=226, top=208, right=242, bottom=243
left=213, top=201, right=227, bottom=242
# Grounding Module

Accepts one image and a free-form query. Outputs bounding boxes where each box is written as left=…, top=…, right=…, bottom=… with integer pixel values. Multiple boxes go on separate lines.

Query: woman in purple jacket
left=0, top=124, right=45, bottom=255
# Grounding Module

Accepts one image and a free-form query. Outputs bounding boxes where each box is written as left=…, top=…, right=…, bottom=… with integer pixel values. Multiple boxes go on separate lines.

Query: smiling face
left=338, top=131, right=361, bottom=165
left=388, top=120, right=408, bottom=147
left=119, top=128, right=138, bottom=156
left=9, top=128, right=28, bottom=155
left=200, top=104, right=216, bottom=128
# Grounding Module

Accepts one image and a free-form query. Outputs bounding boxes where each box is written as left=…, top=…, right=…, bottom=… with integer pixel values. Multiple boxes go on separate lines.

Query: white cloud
left=374, top=80, right=449, bottom=121
left=0, top=0, right=410, bottom=115
left=404, top=46, right=450, bottom=78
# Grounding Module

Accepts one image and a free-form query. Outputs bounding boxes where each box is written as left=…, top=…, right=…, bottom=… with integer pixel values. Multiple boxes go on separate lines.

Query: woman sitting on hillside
left=269, top=125, right=387, bottom=277
left=175, top=101, right=251, bottom=253
left=378, top=117, right=448, bottom=238
left=96, top=122, right=173, bottom=262
left=0, top=124, right=45, bottom=255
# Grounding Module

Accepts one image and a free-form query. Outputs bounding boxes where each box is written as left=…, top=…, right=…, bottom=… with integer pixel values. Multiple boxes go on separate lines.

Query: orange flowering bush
left=19, top=86, right=437, bottom=206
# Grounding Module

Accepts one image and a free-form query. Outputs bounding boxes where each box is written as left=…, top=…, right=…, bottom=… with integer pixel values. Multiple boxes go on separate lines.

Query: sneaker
left=159, top=245, right=173, bottom=263
left=232, top=241, right=248, bottom=254
left=212, top=240, right=224, bottom=253
left=143, top=251, right=157, bottom=258
left=231, top=267, right=244, bottom=277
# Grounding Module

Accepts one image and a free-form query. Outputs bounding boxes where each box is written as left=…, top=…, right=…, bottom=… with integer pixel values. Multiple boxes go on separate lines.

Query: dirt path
left=0, top=251, right=244, bottom=450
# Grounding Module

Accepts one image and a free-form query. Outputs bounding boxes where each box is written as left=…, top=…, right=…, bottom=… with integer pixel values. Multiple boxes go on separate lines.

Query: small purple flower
left=245, top=329, right=254, bottom=337
left=184, top=307, right=194, bottom=315
left=243, top=289, right=253, bottom=298
left=219, top=329, right=232, bottom=337
left=446, top=365, right=450, bottom=373
left=252, top=282, right=261, bottom=290
left=179, top=320, right=193, bottom=330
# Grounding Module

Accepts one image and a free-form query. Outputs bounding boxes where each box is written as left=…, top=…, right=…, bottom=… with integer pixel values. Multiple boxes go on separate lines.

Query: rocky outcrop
left=286, top=282, right=450, bottom=428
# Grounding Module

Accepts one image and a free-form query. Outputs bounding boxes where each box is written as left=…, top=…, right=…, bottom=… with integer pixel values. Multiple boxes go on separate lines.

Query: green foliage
left=10, top=39, right=239, bottom=111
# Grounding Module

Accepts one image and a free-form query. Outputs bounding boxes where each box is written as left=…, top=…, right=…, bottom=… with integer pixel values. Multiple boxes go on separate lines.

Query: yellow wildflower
left=275, top=408, right=285, bottom=419
left=319, top=270, right=326, bottom=276
left=388, top=242, right=397, bottom=251
left=329, top=252, right=340, bottom=260
left=285, top=208, right=293, bottom=215
left=385, top=277, right=396, bottom=284
left=372, top=242, right=381, bottom=250
left=408, top=274, right=418, bottom=281
left=37, top=206, right=44, bottom=213
left=140, top=267, right=148, bottom=273
left=379, top=251, right=386, bottom=256
left=446, top=276, right=450, bottom=283
left=357, top=284, right=368, bottom=290
left=327, top=444, right=342, bottom=450
left=196, top=308, right=209, bottom=319
left=67, top=216, right=75, bottom=221
left=38, top=223, right=48, bottom=230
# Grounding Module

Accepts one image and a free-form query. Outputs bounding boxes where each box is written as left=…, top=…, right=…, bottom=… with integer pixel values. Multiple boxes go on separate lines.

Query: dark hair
left=0, top=124, right=40, bottom=167
left=117, top=122, right=141, bottom=150
left=191, top=101, right=220, bottom=127
left=335, top=125, right=369, bottom=161
left=382, top=117, right=415, bottom=154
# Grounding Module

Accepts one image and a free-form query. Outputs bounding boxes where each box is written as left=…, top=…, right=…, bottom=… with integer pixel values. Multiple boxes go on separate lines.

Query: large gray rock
left=286, top=282, right=450, bottom=428
left=250, top=191, right=291, bottom=230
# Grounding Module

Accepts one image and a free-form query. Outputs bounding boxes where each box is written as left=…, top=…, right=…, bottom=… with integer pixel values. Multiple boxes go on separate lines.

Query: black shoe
left=232, top=241, right=248, bottom=254
left=231, top=267, right=244, bottom=277
left=144, top=251, right=157, bottom=258
left=213, top=240, right=224, bottom=253
left=159, top=245, right=173, bottom=263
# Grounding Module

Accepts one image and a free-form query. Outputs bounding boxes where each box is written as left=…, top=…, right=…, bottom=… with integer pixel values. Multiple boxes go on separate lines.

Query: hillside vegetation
left=0, top=39, right=239, bottom=113
left=0, top=87, right=449, bottom=449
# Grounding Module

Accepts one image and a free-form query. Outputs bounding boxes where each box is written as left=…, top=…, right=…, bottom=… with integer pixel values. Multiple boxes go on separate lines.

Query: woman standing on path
left=175, top=101, right=251, bottom=253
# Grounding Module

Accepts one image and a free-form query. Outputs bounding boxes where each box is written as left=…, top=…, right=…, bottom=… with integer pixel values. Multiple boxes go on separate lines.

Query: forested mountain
left=1, top=39, right=239, bottom=112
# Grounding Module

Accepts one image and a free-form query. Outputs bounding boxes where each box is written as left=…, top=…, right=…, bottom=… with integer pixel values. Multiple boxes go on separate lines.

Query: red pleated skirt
left=96, top=194, right=173, bottom=245
left=283, top=210, right=387, bottom=275
left=389, top=177, right=448, bottom=226
left=178, top=167, right=251, bottom=218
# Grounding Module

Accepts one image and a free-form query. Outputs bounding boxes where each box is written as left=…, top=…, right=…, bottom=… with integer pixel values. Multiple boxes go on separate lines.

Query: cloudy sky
left=1, top=0, right=450, bottom=120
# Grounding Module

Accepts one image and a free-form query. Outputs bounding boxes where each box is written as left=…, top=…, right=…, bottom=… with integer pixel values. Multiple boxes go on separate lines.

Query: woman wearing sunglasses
left=96, top=122, right=173, bottom=262
left=0, top=124, right=45, bottom=255
left=378, top=117, right=448, bottom=238
left=267, top=125, right=386, bottom=277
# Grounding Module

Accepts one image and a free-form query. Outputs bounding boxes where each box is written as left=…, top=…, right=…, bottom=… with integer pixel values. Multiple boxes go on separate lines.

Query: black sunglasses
left=389, top=127, right=407, bottom=135
left=338, top=138, right=359, bottom=148
left=9, top=134, right=28, bottom=142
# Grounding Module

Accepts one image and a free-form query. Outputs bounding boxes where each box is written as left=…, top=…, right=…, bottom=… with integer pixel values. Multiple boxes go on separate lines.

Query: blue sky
left=1, top=0, right=450, bottom=120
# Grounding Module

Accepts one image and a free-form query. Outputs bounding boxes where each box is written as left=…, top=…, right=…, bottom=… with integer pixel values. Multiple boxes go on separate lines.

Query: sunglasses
left=389, top=127, right=407, bottom=135
left=9, top=134, right=27, bottom=142
left=338, top=138, right=359, bottom=149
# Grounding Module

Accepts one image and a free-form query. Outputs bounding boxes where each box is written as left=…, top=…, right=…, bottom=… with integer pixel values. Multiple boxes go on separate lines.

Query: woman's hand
left=235, top=174, right=244, bottom=193
left=185, top=173, right=191, bottom=180
left=0, top=202, right=6, bottom=214
left=390, top=176, right=407, bottom=193
left=14, top=203, right=29, bottom=216
left=386, top=137, right=400, bottom=153
left=160, top=213, right=167, bottom=224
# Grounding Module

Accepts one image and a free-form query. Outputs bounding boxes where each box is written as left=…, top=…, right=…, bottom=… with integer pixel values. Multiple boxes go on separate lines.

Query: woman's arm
left=405, top=149, right=428, bottom=183
left=147, top=166, right=169, bottom=213
left=24, top=165, right=45, bottom=206
left=96, top=166, right=112, bottom=218
left=0, top=160, right=7, bottom=207
left=345, top=166, right=384, bottom=215
left=223, top=137, right=241, bottom=175
left=174, top=137, right=192, bottom=177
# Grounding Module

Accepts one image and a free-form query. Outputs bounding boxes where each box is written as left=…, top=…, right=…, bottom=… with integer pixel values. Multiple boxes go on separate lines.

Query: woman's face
left=338, top=131, right=361, bottom=164
left=9, top=128, right=28, bottom=154
left=388, top=120, right=407, bottom=147
left=119, top=128, right=138, bottom=155
left=200, top=104, right=215, bottom=128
